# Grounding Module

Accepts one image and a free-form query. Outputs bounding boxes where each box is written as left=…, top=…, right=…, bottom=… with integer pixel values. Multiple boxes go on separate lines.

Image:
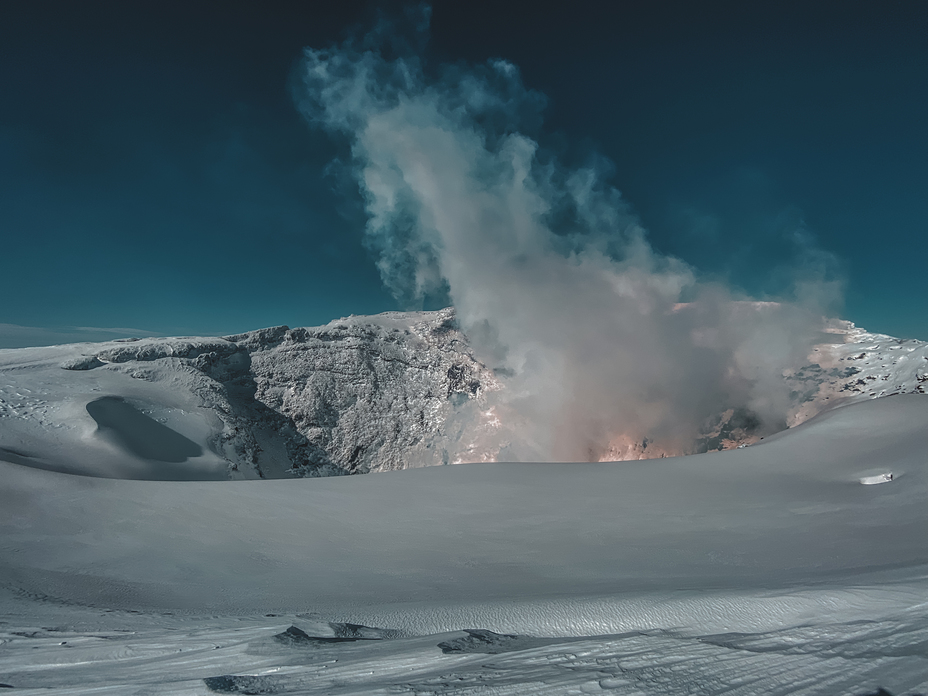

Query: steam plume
left=296, top=9, right=838, bottom=461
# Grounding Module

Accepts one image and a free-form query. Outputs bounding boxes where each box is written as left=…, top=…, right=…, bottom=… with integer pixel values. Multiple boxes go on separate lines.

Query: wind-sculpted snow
left=1, top=386, right=927, bottom=693
left=0, top=310, right=926, bottom=479
left=2, top=608, right=925, bottom=695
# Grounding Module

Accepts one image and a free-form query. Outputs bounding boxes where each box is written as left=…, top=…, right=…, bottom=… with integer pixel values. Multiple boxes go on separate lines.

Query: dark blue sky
left=2, top=1, right=926, bottom=346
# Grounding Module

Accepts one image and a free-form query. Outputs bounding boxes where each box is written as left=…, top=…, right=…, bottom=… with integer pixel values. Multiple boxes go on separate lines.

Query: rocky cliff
left=50, top=308, right=499, bottom=478
left=2, top=309, right=925, bottom=480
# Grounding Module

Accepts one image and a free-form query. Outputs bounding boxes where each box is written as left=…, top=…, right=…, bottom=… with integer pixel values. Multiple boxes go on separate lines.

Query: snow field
left=1, top=605, right=927, bottom=694
left=1, top=329, right=927, bottom=693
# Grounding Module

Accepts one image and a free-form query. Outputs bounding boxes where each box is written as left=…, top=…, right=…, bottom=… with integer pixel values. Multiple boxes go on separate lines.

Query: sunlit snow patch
left=860, top=472, right=894, bottom=485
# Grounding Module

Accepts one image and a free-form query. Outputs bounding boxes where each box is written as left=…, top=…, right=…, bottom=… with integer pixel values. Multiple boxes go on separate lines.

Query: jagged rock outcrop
left=218, top=309, right=499, bottom=475
left=3, top=309, right=925, bottom=479
left=55, top=308, right=499, bottom=477
left=784, top=321, right=928, bottom=426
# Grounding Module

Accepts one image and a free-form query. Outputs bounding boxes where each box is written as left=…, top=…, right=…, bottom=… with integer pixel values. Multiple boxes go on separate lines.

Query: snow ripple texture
left=1, top=608, right=926, bottom=695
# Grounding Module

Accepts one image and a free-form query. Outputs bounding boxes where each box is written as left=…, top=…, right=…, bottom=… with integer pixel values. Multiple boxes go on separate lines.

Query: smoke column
left=295, top=8, right=838, bottom=461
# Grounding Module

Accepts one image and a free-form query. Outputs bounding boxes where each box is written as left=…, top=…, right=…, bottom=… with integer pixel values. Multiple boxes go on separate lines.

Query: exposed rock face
left=785, top=321, right=928, bottom=426
left=218, top=309, right=499, bottom=476
left=62, top=308, right=497, bottom=477
left=534, top=320, right=928, bottom=462
left=17, top=308, right=495, bottom=478
left=681, top=321, right=928, bottom=456
left=14, top=309, right=926, bottom=478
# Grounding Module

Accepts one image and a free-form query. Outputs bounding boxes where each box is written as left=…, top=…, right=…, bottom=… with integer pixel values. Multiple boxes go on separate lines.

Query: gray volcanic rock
left=3, top=308, right=499, bottom=479
left=217, top=308, right=498, bottom=476
left=2, top=309, right=926, bottom=480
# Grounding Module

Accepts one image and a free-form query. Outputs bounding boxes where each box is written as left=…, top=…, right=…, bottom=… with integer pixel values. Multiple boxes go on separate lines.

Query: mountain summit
left=0, top=309, right=925, bottom=480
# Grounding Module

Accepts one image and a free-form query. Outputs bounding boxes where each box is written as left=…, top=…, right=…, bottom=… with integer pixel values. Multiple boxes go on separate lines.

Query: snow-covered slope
left=3, top=393, right=927, bottom=614
left=2, top=314, right=928, bottom=694
left=0, top=309, right=499, bottom=479
left=787, top=321, right=928, bottom=425
left=0, top=394, right=927, bottom=694
left=1, top=310, right=926, bottom=479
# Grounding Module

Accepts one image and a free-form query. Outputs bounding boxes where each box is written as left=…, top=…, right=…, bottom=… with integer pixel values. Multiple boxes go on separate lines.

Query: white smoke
left=295, top=9, right=838, bottom=461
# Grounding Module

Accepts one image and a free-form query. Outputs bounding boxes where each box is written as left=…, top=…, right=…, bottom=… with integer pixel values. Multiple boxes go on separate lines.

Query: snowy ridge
left=1, top=608, right=927, bottom=695
left=1, top=310, right=926, bottom=479
left=225, top=309, right=501, bottom=475
left=1, top=323, right=927, bottom=694
left=0, top=309, right=500, bottom=479
left=787, top=321, right=928, bottom=425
